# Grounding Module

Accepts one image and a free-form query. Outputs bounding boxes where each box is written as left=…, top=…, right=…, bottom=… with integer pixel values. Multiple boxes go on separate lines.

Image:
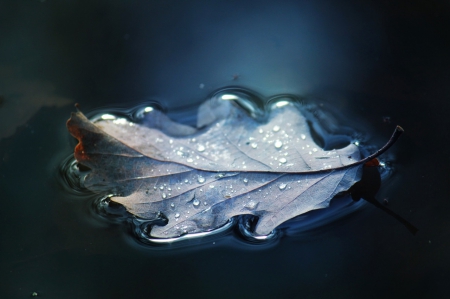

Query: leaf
left=67, top=95, right=402, bottom=238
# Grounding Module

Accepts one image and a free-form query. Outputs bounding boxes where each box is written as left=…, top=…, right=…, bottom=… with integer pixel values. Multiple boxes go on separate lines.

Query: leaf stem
left=365, top=195, right=418, bottom=235
left=310, top=125, right=404, bottom=173
left=359, top=126, right=404, bottom=165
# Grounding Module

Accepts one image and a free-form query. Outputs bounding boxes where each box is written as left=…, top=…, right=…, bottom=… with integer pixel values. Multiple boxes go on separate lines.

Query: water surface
left=1, top=1, right=449, bottom=298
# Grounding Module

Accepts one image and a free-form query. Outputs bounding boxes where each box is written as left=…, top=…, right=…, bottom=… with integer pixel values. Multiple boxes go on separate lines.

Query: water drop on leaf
left=274, top=140, right=283, bottom=149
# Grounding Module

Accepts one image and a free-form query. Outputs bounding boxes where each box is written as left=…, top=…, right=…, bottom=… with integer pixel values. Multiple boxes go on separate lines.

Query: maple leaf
left=67, top=94, right=403, bottom=238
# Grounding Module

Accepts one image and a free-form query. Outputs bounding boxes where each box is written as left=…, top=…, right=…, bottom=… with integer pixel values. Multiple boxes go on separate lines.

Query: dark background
left=1, top=0, right=449, bottom=298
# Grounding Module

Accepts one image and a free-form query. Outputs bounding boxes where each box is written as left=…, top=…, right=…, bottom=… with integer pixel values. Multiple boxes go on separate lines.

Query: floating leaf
left=67, top=93, right=403, bottom=238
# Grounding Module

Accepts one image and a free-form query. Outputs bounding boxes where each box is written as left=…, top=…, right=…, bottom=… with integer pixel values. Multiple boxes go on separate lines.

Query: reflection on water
left=59, top=87, right=394, bottom=249
left=0, top=67, right=73, bottom=139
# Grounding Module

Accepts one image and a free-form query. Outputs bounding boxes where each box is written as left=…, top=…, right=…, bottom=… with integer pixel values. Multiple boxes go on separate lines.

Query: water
left=1, top=1, right=449, bottom=298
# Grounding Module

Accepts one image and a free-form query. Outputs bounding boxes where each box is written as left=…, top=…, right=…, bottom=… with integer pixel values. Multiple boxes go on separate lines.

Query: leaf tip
left=396, top=125, right=404, bottom=132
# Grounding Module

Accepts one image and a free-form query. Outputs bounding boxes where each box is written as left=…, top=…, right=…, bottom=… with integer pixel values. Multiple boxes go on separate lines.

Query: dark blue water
left=1, top=1, right=449, bottom=298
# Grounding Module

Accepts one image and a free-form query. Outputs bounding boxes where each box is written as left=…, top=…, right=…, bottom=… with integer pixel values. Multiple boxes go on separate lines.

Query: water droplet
left=300, top=134, right=306, bottom=140
left=184, top=179, right=189, bottom=183
left=258, top=128, right=264, bottom=134
left=278, top=183, right=287, bottom=190
left=274, top=140, right=283, bottom=149
left=170, top=203, right=175, bottom=208
left=279, top=157, right=287, bottom=164
left=193, top=199, right=200, bottom=206
left=187, top=158, right=193, bottom=163
left=159, top=185, right=164, bottom=190
left=251, top=142, right=258, bottom=149
left=273, top=125, right=280, bottom=132
left=243, top=178, right=248, bottom=184
left=162, top=193, right=167, bottom=199
left=197, top=144, right=205, bottom=152
left=175, top=213, right=180, bottom=218
left=209, top=185, right=215, bottom=189
left=197, top=176, right=205, bottom=183
left=312, top=148, right=318, bottom=152
left=245, top=200, right=258, bottom=210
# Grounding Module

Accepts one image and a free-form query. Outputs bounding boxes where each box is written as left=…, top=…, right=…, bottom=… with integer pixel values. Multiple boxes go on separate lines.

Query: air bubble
left=278, top=183, right=287, bottom=190
left=274, top=140, right=283, bottom=149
